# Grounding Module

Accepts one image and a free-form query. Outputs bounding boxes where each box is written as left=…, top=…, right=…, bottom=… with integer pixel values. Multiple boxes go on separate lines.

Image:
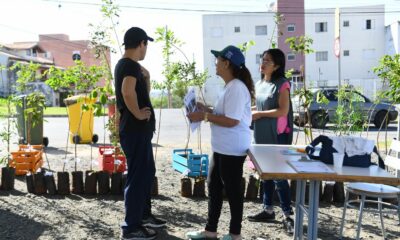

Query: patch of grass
left=44, top=107, right=68, bottom=116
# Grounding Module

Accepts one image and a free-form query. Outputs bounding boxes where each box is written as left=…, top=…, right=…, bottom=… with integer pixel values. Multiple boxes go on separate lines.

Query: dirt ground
left=0, top=140, right=399, bottom=240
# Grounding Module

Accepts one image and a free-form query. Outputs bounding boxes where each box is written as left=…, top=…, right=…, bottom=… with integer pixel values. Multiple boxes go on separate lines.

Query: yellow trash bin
left=64, top=95, right=98, bottom=144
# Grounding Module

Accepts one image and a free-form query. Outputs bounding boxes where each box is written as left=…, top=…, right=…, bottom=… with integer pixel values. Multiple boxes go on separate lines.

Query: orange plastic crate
left=10, top=150, right=43, bottom=175
left=18, top=144, right=43, bottom=151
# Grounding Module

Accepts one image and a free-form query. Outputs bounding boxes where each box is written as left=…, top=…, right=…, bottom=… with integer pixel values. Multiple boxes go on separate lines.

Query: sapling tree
left=373, top=54, right=400, bottom=152
left=285, top=35, right=314, bottom=143
left=9, top=62, right=47, bottom=145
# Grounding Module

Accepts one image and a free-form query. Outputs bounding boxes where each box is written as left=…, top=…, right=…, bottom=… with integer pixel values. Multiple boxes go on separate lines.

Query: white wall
left=305, top=5, right=385, bottom=88
left=385, top=21, right=400, bottom=55
left=201, top=13, right=275, bottom=105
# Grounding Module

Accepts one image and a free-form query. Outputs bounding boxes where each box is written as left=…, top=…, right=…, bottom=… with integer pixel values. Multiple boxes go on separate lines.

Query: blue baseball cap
left=211, top=45, right=245, bottom=67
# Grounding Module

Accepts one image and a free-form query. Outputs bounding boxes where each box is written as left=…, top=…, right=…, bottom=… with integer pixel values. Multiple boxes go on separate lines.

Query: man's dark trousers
left=120, top=130, right=155, bottom=234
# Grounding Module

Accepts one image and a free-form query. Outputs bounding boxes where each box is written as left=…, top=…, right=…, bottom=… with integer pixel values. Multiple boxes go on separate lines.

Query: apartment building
left=201, top=12, right=276, bottom=104
left=386, top=21, right=400, bottom=55
left=305, top=5, right=385, bottom=98
left=200, top=4, right=389, bottom=103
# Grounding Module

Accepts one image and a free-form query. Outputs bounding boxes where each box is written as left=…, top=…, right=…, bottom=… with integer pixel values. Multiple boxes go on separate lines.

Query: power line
left=41, top=0, right=400, bottom=14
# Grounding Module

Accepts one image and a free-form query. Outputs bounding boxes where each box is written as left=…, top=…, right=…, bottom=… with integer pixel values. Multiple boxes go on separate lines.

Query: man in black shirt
left=115, top=26, right=165, bottom=240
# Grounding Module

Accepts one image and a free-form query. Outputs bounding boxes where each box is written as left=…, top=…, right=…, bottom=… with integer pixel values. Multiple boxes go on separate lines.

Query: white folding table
left=247, top=144, right=400, bottom=240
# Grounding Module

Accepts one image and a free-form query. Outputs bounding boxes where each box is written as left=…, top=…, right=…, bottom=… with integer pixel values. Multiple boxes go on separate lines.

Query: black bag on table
left=305, top=135, right=384, bottom=169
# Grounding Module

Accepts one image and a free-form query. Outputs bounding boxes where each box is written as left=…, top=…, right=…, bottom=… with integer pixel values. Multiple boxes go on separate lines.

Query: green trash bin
left=16, top=95, right=49, bottom=146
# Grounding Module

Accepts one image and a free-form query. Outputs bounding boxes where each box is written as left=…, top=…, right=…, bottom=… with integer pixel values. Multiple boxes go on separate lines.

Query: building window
left=234, top=26, right=240, bottom=33
left=316, top=51, right=328, bottom=61
left=287, top=24, right=295, bottom=32
left=44, top=51, right=52, bottom=58
left=362, top=49, right=376, bottom=59
left=287, top=53, right=296, bottom=61
left=343, top=50, right=350, bottom=56
left=211, top=27, right=223, bottom=37
left=26, top=50, right=31, bottom=56
left=315, top=22, right=328, bottom=32
left=255, top=25, right=268, bottom=35
left=343, top=21, right=350, bottom=27
left=365, top=19, right=375, bottom=30
left=256, top=54, right=262, bottom=64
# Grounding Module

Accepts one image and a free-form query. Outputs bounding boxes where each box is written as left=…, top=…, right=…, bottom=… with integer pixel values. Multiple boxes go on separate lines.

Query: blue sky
left=0, top=0, right=399, bottom=81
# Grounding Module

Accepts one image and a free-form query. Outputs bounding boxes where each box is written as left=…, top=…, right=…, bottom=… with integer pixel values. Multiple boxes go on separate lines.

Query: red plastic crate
left=98, top=146, right=126, bottom=174
left=98, top=145, right=122, bottom=156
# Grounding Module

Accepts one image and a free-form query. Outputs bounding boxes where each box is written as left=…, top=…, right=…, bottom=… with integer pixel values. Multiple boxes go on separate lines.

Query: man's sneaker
left=142, top=215, right=167, bottom=228
left=247, top=210, right=275, bottom=222
left=282, top=217, right=294, bottom=235
left=120, top=226, right=157, bottom=240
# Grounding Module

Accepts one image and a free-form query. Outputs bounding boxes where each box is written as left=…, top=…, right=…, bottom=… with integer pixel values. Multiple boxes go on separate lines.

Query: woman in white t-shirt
left=186, top=45, right=254, bottom=240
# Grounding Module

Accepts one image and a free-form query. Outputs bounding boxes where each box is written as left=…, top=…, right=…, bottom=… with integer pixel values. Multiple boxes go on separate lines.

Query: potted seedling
left=45, top=61, right=104, bottom=195
left=0, top=95, right=16, bottom=191
left=9, top=62, right=49, bottom=193
left=245, top=173, right=259, bottom=200
left=94, top=90, right=123, bottom=195
left=25, top=93, right=47, bottom=195
left=155, top=26, right=209, bottom=197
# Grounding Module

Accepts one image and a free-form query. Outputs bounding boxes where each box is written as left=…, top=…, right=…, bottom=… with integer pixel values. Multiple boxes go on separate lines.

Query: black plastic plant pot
left=151, top=176, right=159, bottom=196
left=111, top=172, right=122, bottom=195
left=1, top=167, right=15, bottom=191
left=72, top=171, right=84, bottom=194
left=44, top=172, right=57, bottom=195
left=322, top=181, right=334, bottom=203
left=57, top=171, right=70, bottom=195
left=333, top=182, right=345, bottom=203
left=97, top=171, right=110, bottom=195
left=192, top=177, right=206, bottom=198
left=26, top=172, right=35, bottom=193
left=34, top=171, right=47, bottom=195
left=84, top=171, right=97, bottom=195
left=180, top=177, right=192, bottom=198
left=245, top=174, right=259, bottom=200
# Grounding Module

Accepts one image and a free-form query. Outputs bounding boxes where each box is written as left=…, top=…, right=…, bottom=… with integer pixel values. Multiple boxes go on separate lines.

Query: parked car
left=292, top=87, right=398, bottom=129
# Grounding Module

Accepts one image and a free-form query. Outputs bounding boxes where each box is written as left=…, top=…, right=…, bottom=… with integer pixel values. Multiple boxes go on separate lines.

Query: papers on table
left=287, top=160, right=336, bottom=174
